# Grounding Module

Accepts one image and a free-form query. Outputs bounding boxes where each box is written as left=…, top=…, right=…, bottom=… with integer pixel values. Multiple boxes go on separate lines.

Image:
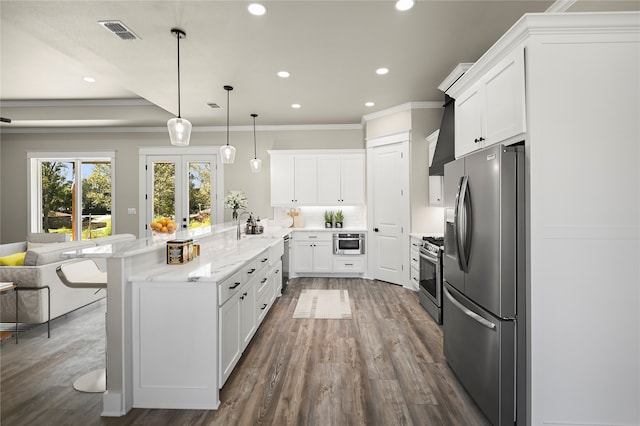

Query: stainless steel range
left=418, top=236, right=444, bottom=324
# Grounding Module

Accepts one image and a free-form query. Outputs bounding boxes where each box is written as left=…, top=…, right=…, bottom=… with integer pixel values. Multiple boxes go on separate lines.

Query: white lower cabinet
left=239, top=279, right=256, bottom=351
left=292, top=233, right=333, bottom=274
left=333, top=255, right=365, bottom=273
left=219, top=287, right=241, bottom=386
left=410, top=237, right=421, bottom=291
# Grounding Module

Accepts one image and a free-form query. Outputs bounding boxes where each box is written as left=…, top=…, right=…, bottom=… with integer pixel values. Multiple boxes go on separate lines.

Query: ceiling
left=1, top=0, right=634, bottom=130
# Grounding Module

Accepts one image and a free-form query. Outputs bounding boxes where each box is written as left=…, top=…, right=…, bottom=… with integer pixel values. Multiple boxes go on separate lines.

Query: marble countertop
left=129, top=234, right=284, bottom=283
left=62, top=223, right=292, bottom=284
left=62, top=223, right=292, bottom=259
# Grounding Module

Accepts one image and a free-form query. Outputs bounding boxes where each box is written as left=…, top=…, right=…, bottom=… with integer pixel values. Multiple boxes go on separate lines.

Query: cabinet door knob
left=374, top=228, right=379, bottom=232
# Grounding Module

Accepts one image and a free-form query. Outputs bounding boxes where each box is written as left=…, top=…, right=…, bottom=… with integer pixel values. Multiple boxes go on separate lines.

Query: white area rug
left=292, top=289, right=352, bottom=319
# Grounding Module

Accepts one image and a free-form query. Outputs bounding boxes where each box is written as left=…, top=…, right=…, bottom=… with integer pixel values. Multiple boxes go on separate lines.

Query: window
left=28, top=151, right=115, bottom=241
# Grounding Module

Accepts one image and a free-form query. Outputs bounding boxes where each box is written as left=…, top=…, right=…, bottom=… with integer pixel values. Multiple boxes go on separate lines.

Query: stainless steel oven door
left=419, top=247, right=441, bottom=307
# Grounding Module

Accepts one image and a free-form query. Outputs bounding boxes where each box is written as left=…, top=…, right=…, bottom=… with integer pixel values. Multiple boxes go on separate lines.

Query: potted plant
left=335, top=210, right=344, bottom=228
left=324, top=210, right=334, bottom=228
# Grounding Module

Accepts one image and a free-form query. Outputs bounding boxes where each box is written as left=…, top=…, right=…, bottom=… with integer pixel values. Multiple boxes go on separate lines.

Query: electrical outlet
left=128, top=208, right=136, bottom=215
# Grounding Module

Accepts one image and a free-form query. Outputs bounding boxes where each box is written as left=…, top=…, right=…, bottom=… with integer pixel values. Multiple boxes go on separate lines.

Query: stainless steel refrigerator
left=443, top=144, right=526, bottom=426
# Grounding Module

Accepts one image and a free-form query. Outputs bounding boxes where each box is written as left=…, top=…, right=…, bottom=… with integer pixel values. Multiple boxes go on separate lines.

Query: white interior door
left=369, top=140, right=410, bottom=285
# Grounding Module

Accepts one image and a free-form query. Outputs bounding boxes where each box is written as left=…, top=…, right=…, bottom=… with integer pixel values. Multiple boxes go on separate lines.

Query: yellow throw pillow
left=0, top=252, right=27, bottom=266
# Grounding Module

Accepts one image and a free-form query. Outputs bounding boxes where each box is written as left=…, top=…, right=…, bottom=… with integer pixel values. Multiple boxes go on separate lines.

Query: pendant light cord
left=176, top=33, right=182, bottom=118
left=252, top=114, right=257, bottom=159
left=226, top=89, right=230, bottom=146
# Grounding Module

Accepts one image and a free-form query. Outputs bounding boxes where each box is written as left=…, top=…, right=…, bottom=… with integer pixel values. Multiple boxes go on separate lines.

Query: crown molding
left=438, top=63, right=474, bottom=92
left=0, top=123, right=363, bottom=134
left=447, top=11, right=640, bottom=98
left=545, top=0, right=577, bottom=13
left=361, top=101, right=442, bottom=125
left=0, top=98, right=154, bottom=108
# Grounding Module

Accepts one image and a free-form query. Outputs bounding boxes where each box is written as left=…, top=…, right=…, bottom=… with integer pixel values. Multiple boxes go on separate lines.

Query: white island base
left=132, top=282, right=219, bottom=410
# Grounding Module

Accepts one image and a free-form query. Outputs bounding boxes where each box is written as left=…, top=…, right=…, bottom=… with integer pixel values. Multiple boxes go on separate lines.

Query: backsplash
left=272, top=206, right=366, bottom=229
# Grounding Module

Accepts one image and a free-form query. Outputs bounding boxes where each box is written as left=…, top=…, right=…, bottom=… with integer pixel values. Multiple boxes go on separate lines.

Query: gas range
left=421, top=236, right=444, bottom=257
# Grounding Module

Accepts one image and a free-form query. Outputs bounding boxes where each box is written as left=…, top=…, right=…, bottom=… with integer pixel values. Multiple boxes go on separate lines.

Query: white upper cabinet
left=293, top=156, right=318, bottom=205
left=270, top=155, right=317, bottom=205
left=454, top=48, right=526, bottom=157
left=317, top=154, right=365, bottom=205
left=269, top=150, right=365, bottom=206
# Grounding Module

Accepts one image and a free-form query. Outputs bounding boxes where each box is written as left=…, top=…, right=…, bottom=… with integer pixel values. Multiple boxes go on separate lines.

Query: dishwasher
left=282, top=234, right=290, bottom=289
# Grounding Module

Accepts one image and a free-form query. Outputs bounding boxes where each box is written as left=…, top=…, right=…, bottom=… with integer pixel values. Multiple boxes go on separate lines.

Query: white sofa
left=0, top=233, right=136, bottom=324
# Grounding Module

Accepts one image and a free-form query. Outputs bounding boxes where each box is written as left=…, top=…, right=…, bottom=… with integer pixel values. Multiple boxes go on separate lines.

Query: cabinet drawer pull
left=345, top=263, right=353, bottom=266
left=275, top=269, right=280, bottom=274
left=261, top=303, right=268, bottom=310
left=261, top=278, right=268, bottom=284
left=261, top=258, right=268, bottom=263
left=247, top=268, right=256, bottom=274
left=229, top=282, right=241, bottom=289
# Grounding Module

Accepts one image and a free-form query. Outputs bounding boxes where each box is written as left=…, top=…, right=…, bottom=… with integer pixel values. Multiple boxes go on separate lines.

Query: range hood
left=429, top=94, right=454, bottom=176
left=430, top=63, right=473, bottom=177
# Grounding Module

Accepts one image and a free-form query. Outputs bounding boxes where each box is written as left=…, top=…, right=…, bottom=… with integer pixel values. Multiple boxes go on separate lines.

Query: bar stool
left=56, top=259, right=107, bottom=393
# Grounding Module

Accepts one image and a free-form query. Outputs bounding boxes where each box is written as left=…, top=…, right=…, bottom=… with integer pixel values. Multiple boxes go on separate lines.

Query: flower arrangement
left=224, top=190, right=248, bottom=219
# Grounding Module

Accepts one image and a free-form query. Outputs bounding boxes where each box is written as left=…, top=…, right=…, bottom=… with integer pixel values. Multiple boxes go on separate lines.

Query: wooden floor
left=1, top=278, right=490, bottom=426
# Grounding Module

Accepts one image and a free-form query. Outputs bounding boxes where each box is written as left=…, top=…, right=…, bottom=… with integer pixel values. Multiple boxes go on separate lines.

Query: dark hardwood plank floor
left=1, top=278, right=490, bottom=426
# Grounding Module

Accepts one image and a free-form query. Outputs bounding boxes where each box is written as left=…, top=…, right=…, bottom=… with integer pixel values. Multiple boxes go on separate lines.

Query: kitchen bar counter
left=60, top=223, right=289, bottom=417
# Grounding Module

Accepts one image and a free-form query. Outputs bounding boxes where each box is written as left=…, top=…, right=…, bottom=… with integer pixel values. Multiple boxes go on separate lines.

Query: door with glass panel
left=144, top=155, right=216, bottom=237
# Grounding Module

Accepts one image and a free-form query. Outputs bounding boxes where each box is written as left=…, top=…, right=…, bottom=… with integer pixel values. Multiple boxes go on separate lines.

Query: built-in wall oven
left=418, top=236, right=444, bottom=324
left=333, top=233, right=365, bottom=255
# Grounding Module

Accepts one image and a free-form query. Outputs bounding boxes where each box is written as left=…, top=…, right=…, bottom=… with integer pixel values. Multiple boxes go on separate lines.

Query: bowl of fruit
left=150, top=217, right=177, bottom=240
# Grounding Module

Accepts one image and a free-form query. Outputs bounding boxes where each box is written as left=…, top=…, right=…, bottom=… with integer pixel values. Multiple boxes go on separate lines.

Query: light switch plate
left=128, top=208, right=136, bottom=215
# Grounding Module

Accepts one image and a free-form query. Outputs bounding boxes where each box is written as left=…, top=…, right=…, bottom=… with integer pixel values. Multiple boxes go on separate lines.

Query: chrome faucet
left=237, top=211, right=251, bottom=240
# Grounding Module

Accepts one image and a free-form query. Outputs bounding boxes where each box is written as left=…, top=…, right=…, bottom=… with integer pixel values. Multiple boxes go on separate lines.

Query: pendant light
left=220, top=85, right=236, bottom=164
left=249, top=113, right=262, bottom=173
left=167, top=28, right=192, bottom=146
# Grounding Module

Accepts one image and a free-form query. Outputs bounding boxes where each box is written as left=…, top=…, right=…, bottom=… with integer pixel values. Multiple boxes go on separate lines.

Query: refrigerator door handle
left=444, top=286, right=496, bottom=330
left=456, top=175, right=471, bottom=272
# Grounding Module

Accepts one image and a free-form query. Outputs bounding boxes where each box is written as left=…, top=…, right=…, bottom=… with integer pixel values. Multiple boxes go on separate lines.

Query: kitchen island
left=64, top=223, right=289, bottom=416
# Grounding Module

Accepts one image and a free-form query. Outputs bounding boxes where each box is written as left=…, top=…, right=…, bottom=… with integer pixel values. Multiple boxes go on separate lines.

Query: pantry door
left=367, top=136, right=410, bottom=287
left=139, top=148, right=221, bottom=237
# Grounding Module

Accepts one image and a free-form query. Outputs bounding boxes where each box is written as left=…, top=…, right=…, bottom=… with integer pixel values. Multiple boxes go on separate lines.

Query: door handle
left=455, top=176, right=471, bottom=273
left=444, top=286, right=495, bottom=330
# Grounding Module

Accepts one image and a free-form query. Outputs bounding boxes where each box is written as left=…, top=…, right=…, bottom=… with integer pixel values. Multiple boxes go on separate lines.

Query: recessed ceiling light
left=395, top=0, right=415, bottom=11
left=277, top=71, right=290, bottom=78
left=83, top=76, right=96, bottom=83
left=291, top=103, right=301, bottom=109
left=365, top=101, right=375, bottom=107
left=376, top=67, right=389, bottom=75
left=248, top=3, right=267, bottom=16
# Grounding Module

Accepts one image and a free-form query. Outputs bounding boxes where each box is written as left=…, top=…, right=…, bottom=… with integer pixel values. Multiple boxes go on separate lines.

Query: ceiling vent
left=98, top=20, right=140, bottom=40
left=207, top=103, right=221, bottom=109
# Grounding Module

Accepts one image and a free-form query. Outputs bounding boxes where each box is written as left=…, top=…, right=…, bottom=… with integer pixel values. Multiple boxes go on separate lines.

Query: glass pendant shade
left=221, top=85, right=236, bottom=164
left=249, top=158, right=262, bottom=173
left=220, top=144, right=236, bottom=164
left=167, top=117, right=192, bottom=146
left=168, top=28, right=190, bottom=146
left=249, top=113, right=261, bottom=173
